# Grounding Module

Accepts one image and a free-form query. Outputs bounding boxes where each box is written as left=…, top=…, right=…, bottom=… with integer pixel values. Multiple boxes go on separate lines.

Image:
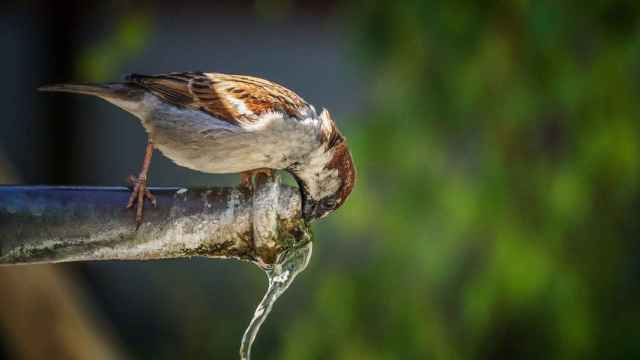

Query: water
left=239, top=240, right=313, bottom=360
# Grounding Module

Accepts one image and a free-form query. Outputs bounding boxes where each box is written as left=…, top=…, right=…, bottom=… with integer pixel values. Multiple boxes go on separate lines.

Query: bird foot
left=240, top=168, right=274, bottom=192
left=127, top=174, right=157, bottom=229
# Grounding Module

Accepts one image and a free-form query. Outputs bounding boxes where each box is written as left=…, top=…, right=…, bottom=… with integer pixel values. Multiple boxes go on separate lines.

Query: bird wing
left=125, top=72, right=313, bottom=125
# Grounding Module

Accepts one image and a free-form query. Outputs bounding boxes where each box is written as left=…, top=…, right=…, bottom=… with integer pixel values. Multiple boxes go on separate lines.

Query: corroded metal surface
left=0, top=176, right=311, bottom=267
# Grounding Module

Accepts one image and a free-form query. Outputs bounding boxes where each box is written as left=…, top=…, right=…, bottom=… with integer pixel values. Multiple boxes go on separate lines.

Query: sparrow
left=39, top=72, right=356, bottom=227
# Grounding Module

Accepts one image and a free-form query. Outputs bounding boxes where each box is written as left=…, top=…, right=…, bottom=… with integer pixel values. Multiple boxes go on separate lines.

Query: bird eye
left=324, top=199, right=337, bottom=208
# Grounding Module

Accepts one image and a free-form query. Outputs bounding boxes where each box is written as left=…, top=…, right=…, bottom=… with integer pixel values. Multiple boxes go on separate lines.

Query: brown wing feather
left=125, top=72, right=312, bottom=125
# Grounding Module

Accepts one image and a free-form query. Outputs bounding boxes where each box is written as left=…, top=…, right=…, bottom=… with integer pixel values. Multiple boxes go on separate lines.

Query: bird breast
left=139, top=96, right=323, bottom=174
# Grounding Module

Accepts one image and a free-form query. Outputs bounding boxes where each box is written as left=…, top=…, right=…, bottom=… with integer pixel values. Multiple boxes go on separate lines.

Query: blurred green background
left=1, top=1, right=639, bottom=359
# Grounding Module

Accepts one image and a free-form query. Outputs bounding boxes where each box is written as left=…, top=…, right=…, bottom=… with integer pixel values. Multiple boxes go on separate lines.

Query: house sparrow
left=39, top=72, right=356, bottom=227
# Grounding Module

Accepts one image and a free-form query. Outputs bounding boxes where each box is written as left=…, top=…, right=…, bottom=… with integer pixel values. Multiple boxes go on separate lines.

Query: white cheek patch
left=296, top=146, right=341, bottom=200
left=315, top=169, right=341, bottom=199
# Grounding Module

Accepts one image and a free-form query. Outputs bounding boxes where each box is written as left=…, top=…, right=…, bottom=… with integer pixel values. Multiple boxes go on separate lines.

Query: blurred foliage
left=77, top=11, right=152, bottom=81
left=279, top=1, right=640, bottom=359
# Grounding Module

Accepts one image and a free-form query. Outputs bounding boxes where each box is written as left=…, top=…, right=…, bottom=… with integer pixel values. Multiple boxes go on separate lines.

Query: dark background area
left=1, top=1, right=640, bottom=359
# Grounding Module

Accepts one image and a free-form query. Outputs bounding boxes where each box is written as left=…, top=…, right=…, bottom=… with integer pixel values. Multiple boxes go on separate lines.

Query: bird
left=39, top=72, right=356, bottom=227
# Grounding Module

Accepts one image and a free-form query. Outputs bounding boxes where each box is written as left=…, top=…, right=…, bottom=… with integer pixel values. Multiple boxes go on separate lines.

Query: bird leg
left=240, top=168, right=273, bottom=191
left=127, top=141, right=156, bottom=228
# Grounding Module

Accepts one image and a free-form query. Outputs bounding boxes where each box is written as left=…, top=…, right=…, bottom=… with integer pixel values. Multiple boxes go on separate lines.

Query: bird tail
left=38, top=82, right=144, bottom=101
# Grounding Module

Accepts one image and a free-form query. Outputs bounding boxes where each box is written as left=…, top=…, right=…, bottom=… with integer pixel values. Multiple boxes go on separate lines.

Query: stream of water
left=239, top=241, right=313, bottom=360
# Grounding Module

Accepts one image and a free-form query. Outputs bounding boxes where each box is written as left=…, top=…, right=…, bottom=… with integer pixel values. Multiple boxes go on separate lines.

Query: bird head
left=290, top=109, right=356, bottom=222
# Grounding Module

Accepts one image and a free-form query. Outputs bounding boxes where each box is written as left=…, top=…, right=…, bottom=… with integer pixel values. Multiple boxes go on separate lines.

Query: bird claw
left=240, top=168, right=273, bottom=192
left=240, top=174, right=254, bottom=192
left=127, top=174, right=156, bottom=229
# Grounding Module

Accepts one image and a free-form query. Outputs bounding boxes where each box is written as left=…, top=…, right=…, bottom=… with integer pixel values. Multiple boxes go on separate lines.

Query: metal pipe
left=0, top=175, right=311, bottom=267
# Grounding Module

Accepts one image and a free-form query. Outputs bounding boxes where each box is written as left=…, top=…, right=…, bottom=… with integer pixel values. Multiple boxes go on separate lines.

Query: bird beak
left=291, top=171, right=318, bottom=222
left=302, top=199, right=320, bottom=223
